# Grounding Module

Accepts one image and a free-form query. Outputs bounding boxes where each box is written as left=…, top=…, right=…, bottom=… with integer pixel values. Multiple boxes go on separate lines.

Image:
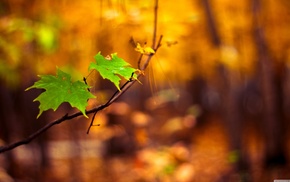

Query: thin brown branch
left=137, top=54, right=143, bottom=69
left=152, top=0, right=159, bottom=48
left=87, top=111, right=98, bottom=134
left=140, top=35, right=163, bottom=71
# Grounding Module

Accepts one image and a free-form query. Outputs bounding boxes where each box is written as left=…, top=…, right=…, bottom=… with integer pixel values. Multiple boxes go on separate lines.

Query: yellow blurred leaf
left=135, top=43, right=155, bottom=55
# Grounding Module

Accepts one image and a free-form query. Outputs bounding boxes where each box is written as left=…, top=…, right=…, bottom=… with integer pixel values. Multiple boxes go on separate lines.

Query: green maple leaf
left=26, top=68, right=95, bottom=118
left=89, top=52, right=138, bottom=90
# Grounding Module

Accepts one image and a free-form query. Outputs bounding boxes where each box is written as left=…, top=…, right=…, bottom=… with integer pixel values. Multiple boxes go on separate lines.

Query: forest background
left=1, top=0, right=290, bottom=181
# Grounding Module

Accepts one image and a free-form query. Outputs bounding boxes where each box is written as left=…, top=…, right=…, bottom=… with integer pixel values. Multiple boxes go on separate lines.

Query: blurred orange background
left=1, top=0, right=290, bottom=181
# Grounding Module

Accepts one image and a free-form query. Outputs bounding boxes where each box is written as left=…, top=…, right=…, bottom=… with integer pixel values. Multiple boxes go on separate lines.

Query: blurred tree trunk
left=0, top=79, right=51, bottom=180
left=68, top=124, right=82, bottom=182
left=20, top=80, right=51, bottom=170
left=201, top=0, right=249, bottom=178
left=252, top=0, right=286, bottom=167
left=201, top=0, right=220, bottom=47
left=0, top=83, right=19, bottom=177
left=282, top=63, right=290, bottom=120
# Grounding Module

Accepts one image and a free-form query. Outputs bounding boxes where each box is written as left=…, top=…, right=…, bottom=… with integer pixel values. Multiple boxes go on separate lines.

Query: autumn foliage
left=1, top=0, right=290, bottom=181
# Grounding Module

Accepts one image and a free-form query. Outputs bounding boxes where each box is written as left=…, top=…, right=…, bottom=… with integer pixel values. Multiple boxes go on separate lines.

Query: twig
left=152, top=0, right=159, bottom=49
left=140, top=35, right=163, bottom=71
left=137, top=54, right=143, bottom=69
left=87, top=111, right=98, bottom=134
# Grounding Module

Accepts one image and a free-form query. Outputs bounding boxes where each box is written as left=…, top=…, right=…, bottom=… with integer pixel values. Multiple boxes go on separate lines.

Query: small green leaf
left=26, top=68, right=95, bottom=118
left=89, top=52, right=138, bottom=90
